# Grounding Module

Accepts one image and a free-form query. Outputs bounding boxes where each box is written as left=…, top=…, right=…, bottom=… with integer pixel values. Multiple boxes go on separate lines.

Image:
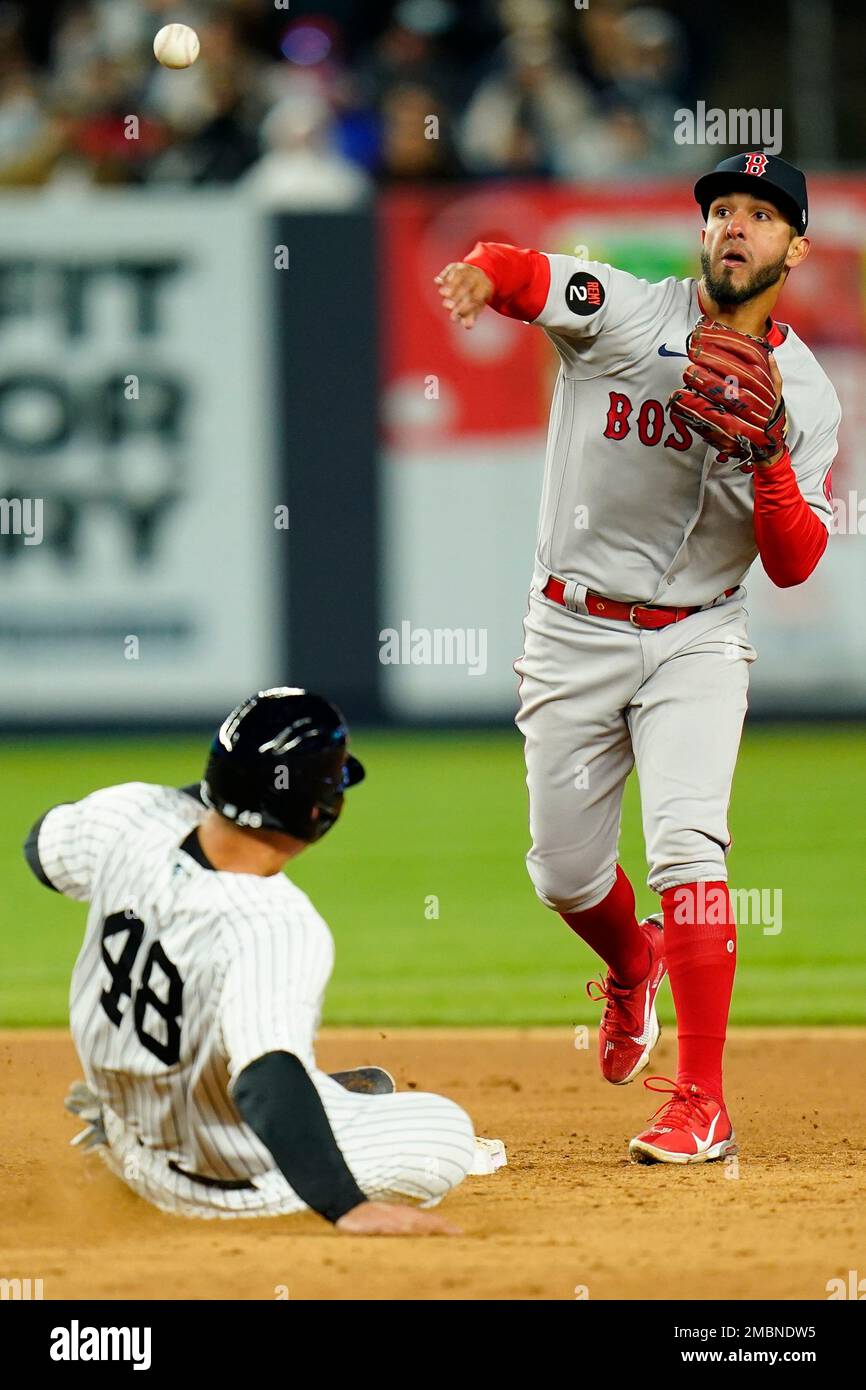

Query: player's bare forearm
left=757, top=449, right=786, bottom=468
left=434, top=262, right=493, bottom=328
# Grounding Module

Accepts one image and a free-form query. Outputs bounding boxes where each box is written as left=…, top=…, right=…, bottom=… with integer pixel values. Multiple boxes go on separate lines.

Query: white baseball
left=153, top=23, right=200, bottom=69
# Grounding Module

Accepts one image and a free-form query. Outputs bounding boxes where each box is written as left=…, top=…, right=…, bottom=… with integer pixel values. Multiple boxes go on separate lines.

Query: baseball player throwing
left=23, top=688, right=481, bottom=1233
left=436, top=154, right=839, bottom=1163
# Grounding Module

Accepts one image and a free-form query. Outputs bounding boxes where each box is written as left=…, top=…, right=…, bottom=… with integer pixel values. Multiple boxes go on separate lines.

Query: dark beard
left=700, top=246, right=789, bottom=306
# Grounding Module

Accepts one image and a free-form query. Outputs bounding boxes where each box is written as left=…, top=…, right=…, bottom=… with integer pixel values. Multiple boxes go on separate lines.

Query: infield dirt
left=2, top=1028, right=863, bottom=1301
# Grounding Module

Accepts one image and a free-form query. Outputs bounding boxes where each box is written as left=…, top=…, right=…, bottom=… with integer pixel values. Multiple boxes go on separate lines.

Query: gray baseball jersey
left=529, top=256, right=840, bottom=605
left=35, top=782, right=475, bottom=1215
left=502, top=253, right=840, bottom=913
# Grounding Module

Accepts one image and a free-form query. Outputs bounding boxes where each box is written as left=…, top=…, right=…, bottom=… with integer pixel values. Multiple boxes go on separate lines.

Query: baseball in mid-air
left=153, top=23, right=200, bottom=69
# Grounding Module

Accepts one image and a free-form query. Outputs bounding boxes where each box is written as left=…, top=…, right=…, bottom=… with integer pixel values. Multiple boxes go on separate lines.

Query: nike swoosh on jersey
left=658, top=344, right=688, bottom=357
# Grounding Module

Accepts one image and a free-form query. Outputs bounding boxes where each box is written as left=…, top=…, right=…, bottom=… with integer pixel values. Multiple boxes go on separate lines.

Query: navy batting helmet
left=201, top=687, right=365, bottom=843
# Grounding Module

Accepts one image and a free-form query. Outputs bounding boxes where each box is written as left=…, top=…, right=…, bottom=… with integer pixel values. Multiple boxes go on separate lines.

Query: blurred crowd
left=0, top=0, right=706, bottom=206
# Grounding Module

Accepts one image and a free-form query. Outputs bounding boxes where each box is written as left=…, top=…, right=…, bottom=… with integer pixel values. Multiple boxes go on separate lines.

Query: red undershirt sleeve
left=463, top=242, right=551, bottom=322
left=752, top=448, right=829, bottom=588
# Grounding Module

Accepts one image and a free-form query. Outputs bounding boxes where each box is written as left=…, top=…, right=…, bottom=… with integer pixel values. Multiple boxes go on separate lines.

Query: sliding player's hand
left=336, top=1200, right=461, bottom=1236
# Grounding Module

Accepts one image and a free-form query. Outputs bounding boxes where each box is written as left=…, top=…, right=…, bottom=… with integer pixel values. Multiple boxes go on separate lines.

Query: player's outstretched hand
left=335, top=1200, right=461, bottom=1236
left=434, top=263, right=494, bottom=328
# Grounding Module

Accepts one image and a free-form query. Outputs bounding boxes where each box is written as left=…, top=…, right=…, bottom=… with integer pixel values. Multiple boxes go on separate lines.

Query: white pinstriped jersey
left=36, top=782, right=334, bottom=1183
left=530, top=257, right=841, bottom=605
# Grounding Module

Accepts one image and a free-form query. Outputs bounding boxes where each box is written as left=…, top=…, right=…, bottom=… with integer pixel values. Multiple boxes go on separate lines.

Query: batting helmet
left=201, top=687, right=365, bottom=843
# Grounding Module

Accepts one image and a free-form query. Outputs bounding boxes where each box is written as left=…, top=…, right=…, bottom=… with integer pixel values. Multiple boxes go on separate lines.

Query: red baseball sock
left=560, top=865, right=651, bottom=988
left=661, top=881, right=737, bottom=1104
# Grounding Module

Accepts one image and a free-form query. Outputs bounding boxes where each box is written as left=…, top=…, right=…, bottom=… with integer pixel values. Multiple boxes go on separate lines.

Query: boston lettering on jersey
left=602, top=391, right=766, bottom=473
left=603, top=391, right=696, bottom=454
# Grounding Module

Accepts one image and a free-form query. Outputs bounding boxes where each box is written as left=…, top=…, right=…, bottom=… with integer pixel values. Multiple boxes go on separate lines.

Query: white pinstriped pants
left=98, top=1072, right=476, bottom=1219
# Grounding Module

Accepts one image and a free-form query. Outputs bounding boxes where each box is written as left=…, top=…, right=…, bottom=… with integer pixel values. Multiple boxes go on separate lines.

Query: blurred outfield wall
left=0, top=191, right=283, bottom=723
left=0, top=194, right=379, bottom=727
left=0, top=182, right=864, bottom=728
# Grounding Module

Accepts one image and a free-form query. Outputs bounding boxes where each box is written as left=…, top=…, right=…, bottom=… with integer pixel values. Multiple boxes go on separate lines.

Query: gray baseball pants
left=514, top=584, right=756, bottom=912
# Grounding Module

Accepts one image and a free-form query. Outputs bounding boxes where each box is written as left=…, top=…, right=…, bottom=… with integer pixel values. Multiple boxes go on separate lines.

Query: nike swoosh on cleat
left=630, top=956, right=663, bottom=1045
left=658, top=344, right=687, bottom=357
left=690, top=1111, right=721, bottom=1153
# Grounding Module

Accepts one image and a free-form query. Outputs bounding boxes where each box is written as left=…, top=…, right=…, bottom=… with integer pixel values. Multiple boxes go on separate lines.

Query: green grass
left=2, top=727, right=864, bottom=1027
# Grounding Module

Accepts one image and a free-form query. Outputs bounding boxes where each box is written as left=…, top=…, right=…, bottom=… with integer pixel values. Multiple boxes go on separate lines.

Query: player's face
left=700, top=193, right=801, bottom=306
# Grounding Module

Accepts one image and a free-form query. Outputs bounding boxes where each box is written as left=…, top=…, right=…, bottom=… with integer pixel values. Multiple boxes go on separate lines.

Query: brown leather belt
left=541, top=576, right=736, bottom=630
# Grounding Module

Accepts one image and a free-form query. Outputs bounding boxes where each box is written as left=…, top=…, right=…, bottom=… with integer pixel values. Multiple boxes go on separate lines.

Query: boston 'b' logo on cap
left=566, top=271, right=605, bottom=316
left=743, top=152, right=769, bottom=177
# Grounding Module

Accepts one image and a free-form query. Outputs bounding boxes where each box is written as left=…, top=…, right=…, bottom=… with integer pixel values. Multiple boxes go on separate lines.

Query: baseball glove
left=668, top=316, right=787, bottom=464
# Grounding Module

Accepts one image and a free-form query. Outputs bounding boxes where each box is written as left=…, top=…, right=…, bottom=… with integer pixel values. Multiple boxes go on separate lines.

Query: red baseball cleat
left=629, top=1077, right=737, bottom=1164
left=586, top=915, right=666, bottom=1085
